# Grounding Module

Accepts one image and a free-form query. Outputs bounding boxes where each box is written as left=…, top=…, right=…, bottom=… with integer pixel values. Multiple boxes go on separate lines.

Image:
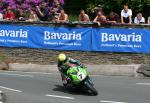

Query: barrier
left=92, top=28, right=150, bottom=53
left=0, top=23, right=150, bottom=53
left=0, top=25, right=91, bottom=51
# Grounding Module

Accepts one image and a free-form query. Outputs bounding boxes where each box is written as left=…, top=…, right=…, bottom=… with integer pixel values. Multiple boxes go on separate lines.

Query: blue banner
left=1, top=24, right=150, bottom=53
left=0, top=25, right=91, bottom=51
left=92, top=28, right=150, bottom=53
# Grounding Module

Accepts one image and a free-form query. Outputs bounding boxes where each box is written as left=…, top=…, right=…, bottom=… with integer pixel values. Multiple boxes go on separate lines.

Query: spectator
left=0, top=11, right=3, bottom=21
left=147, top=17, right=150, bottom=24
left=134, top=13, right=145, bottom=24
left=79, top=10, right=90, bottom=22
left=93, top=11, right=106, bottom=25
left=49, top=0, right=63, bottom=21
left=4, top=7, right=15, bottom=20
left=36, top=1, right=49, bottom=21
left=16, top=8, right=26, bottom=21
left=121, top=5, right=132, bottom=24
left=0, top=0, right=65, bottom=22
left=49, top=0, right=63, bottom=20
left=26, top=10, right=39, bottom=22
left=57, top=9, right=68, bottom=22
left=107, top=11, right=120, bottom=23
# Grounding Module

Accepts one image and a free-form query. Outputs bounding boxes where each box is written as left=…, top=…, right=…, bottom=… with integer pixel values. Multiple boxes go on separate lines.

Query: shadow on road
left=0, top=91, right=6, bottom=103
left=53, top=84, right=92, bottom=96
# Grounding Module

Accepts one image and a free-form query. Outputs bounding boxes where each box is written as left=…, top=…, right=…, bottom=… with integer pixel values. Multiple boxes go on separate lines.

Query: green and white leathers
left=67, top=65, right=88, bottom=85
left=66, top=64, right=98, bottom=95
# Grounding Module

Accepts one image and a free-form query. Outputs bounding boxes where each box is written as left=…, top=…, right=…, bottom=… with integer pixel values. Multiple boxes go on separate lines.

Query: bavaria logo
left=101, top=32, right=142, bottom=42
left=0, top=29, right=28, bottom=38
left=44, top=31, right=82, bottom=40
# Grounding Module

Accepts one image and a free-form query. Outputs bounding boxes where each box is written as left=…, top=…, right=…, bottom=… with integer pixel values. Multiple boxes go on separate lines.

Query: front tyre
left=84, top=81, right=98, bottom=96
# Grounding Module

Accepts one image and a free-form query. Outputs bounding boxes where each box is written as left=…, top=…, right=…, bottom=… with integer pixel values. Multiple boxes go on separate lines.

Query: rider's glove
left=64, top=75, right=71, bottom=83
left=66, top=77, right=71, bottom=83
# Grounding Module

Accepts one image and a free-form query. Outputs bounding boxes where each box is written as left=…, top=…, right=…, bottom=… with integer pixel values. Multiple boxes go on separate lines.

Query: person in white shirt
left=134, top=13, right=145, bottom=24
left=121, top=5, right=132, bottom=24
left=0, top=12, right=3, bottom=21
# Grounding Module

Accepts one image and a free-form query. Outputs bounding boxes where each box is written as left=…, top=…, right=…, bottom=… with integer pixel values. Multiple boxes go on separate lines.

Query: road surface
left=0, top=71, right=150, bottom=103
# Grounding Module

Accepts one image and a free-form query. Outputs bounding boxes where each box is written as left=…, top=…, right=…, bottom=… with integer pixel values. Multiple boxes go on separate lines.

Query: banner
left=0, top=25, right=92, bottom=51
left=1, top=24, right=150, bottom=53
left=92, top=28, right=150, bottom=53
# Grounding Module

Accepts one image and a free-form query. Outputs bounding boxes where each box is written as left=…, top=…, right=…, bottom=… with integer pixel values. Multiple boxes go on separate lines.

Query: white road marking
left=45, top=94, right=75, bottom=100
left=0, top=73, right=33, bottom=77
left=2, top=71, right=59, bottom=75
left=100, top=100, right=127, bottom=103
left=136, top=83, right=150, bottom=86
left=0, top=86, right=22, bottom=93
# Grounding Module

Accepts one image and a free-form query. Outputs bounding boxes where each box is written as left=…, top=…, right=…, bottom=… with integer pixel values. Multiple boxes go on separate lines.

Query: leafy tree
left=64, top=0, right=150, bottom=20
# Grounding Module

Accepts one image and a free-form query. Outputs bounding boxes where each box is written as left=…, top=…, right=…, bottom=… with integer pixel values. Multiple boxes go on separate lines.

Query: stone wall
left=0, top=47, right=150, bottom=65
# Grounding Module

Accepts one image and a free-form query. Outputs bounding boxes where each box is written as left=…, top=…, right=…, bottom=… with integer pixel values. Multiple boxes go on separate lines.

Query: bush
left=64, top=0, right=150, bottom=19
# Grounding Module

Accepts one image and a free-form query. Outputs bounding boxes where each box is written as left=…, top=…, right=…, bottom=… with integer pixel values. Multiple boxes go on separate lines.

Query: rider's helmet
left=58, top=53, right=67, bottom=63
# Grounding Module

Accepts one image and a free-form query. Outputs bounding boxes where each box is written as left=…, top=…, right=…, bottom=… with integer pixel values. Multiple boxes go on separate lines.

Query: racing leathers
left=57, top=57, right=84, bottom=86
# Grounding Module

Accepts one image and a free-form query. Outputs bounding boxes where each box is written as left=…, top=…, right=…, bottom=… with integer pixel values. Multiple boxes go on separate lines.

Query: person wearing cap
left=57, top=53, right=84, bottom=86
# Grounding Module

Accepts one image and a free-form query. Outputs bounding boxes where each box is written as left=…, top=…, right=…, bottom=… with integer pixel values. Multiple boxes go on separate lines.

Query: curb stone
left=8, top=63, right=141, bottom=77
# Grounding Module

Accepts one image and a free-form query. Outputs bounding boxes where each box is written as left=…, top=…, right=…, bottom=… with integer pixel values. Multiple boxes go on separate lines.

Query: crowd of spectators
left=0, top=1, right=150, bottom=25
left=93, top=4, right=150, bottom=25
left=0, top=0, right=64, bottom=22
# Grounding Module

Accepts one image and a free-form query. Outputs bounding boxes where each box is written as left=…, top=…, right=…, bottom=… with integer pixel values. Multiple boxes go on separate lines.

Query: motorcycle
left=64, top=64, right=98, bottom=96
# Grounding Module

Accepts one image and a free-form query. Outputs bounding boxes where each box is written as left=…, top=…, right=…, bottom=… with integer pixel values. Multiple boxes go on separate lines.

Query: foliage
left=64, top=0, right=150, bottom=18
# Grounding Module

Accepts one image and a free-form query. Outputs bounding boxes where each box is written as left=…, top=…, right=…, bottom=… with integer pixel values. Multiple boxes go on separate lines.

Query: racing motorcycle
left=64, top=64, right=98, bottom=96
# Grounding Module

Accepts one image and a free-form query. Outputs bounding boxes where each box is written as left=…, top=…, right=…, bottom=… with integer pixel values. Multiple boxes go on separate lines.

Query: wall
left=0, top=22, right=150, bottom=65
left=0, top=47, right=149, bottom=65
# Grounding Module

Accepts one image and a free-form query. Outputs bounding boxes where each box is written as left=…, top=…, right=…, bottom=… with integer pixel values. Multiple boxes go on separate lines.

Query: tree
left=64, top=0, right=150, bottom=19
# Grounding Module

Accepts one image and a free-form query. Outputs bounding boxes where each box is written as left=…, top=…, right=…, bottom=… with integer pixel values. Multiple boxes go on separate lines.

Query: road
left=0, top=71, right=150, bottom=103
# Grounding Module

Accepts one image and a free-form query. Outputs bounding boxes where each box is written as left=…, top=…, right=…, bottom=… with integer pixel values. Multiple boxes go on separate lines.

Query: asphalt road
left=0, top=71, right=150, bottom=103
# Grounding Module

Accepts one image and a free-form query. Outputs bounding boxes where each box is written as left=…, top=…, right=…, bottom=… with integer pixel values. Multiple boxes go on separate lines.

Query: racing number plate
left=77, top=72, right=86, bottom=81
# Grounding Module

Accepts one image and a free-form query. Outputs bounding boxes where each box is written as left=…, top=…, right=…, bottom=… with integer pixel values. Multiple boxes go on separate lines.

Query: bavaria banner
left=1, top=24, right=150, bottom=53
left=92, top=28, right=150, bottom=53
left=0, top=25, right=91, bottom=51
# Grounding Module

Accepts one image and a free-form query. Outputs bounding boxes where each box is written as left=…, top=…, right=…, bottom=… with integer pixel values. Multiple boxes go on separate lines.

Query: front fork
left=83, top=76, right=94, bottom=87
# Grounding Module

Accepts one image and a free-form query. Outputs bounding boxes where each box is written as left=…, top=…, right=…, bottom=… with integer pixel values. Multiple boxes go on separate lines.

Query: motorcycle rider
left=57, top=53, right=84, bottom=86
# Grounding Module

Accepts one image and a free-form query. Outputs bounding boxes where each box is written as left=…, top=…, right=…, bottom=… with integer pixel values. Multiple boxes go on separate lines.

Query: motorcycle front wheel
left=84, top=79, right=98, bottom=96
